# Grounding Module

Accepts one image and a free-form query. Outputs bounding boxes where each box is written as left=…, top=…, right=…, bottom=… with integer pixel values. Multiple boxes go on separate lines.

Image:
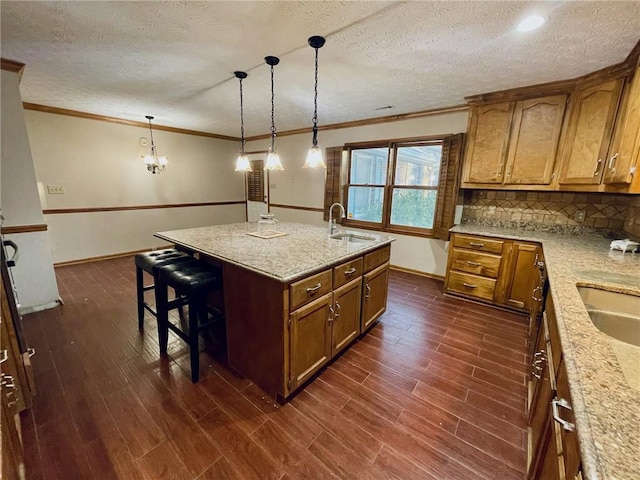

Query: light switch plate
left=47, top=185, right=65, bottom=194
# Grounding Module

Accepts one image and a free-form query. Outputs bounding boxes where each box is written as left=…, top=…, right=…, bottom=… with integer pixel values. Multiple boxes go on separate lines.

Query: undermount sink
left=577, top=286, right=640, bottom=347
left=329, top=231, right=377, bottom=243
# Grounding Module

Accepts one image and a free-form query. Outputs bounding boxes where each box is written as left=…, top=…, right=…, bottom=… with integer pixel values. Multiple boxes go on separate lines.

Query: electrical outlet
left=574, top=210, right=586, bottom=222
left=47, top=185, right=65, bottom=194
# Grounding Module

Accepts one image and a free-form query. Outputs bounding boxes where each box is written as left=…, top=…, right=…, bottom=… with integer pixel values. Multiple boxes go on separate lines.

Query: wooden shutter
left=434, top=133, right=465, bottom=240
left=247, top=160, right=264, bottom=202
left=323, top=147, right=344, bottom=221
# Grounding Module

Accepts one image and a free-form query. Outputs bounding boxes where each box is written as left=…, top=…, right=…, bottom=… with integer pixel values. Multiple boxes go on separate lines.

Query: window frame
left=342, top=135, right=447, bottom=237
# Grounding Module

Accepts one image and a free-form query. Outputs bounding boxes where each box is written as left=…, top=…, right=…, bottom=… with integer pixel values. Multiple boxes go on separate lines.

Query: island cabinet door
left=289, top=292, right=332, bottom=390
left=331, top=277, right=362, bottom=357
left=361, top=262, right=390, bottom=332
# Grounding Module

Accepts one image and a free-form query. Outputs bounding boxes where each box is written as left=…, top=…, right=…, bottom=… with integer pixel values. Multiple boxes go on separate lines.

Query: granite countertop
left=451, top=224, right=640, bottom=480
left=156, top=222, right=395, bottom=283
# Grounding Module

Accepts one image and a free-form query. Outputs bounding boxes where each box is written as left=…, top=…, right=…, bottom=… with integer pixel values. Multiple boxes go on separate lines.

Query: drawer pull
left=552, top=397, right=575, bottom=432
left=466, top=261, right=482, bottom=267
left=593, top=158, right=602, bottom=176
left=468, top=242, right=484, bottom=248
left=463, top=282, right=477, bottom=289
left=344, top=267, right=357, bottom=275
left=306, top=283, right=322, bottom=294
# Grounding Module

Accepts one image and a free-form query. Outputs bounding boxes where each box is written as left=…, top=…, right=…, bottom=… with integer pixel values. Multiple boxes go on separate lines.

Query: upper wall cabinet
left=463, top=102, right=514, bottom=184
left=604, top=66, right=640, bottom=187
left=558, top=78, right=624, bottom=186
left=505, top=95, right=567, bottom=185
left=462, top=95, right=566, bottom=187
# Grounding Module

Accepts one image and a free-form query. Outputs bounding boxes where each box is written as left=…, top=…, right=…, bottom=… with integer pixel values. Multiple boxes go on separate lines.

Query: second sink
left=577, top=286, right=640, bottom=347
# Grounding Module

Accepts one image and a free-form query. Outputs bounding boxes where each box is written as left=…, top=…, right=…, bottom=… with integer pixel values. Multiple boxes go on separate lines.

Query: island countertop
left=155, top=222, right=395, bottom=283
left=451, top=223, right=640, bottom=480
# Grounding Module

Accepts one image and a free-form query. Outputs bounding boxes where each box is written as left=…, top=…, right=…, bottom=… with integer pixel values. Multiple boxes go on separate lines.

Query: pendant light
left=234, top=71, right=252, bottom=172
left=303, top=35, right=326, bottom=169
left=264, top=55, right=284, bottom=171
left=142, top=115, right=168, bottom=174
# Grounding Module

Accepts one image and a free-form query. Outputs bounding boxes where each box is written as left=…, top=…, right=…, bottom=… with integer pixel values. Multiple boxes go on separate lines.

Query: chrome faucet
left=328, top=203, right=346, bottom=235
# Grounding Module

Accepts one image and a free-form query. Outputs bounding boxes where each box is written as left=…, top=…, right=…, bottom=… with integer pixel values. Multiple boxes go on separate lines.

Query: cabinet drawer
left=447, top=271, right=496, bottom=301
left=450, top=248, right=502, bottom=278
left=364, top=245, right=391, bottom=272
left=333, top=257, right=363, bottom=289
left=453, top=234, right=504, bottom=255
left=290, top=269, right=332, bottom=312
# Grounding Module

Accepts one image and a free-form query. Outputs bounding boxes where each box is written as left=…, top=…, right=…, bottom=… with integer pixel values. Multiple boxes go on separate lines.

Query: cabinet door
left=529, top=419, right=564, bottom=480
left=505, top=95, right=567, bottom=185
left=559, top=78, right=624, bottom=185
left=555, top=361, right=581, bottom=480
left=463, top=102, right=514, bottom=184
left=331, top=277, right=362, bottom=357
left=604, top=66, right=640, bottom=185
left=361, top=263, right=389, bottom=332
left=290, top=293, right=332, bottom=390
left=501, top=242, right=540, bottom=311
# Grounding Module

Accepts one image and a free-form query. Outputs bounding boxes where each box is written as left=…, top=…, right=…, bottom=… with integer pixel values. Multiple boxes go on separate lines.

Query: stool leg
left=136, top=266, right=145, bottom=330
left=156, top=278, right=169, bottom=356
left=188, top=297, right=201, bottom=383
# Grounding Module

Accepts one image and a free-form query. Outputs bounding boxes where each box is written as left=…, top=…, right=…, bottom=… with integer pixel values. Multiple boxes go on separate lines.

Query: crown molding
left=1, top=58, right=25, bottom=81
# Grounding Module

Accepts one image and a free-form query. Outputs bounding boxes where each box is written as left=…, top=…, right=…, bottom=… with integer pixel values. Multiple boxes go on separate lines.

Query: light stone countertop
left=451, top=224, right=640, bottom=480
left=155, top=222, right=395, bottom=283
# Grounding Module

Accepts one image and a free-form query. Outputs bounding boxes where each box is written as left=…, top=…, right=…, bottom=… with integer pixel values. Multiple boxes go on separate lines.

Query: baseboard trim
left=389, top=265, right=445, bottom=281
left=54, top=245, right=174, bottom=267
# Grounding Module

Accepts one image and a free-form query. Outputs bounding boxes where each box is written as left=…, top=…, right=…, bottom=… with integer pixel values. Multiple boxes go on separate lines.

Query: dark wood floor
left=20, top=256, right=530, bottom=480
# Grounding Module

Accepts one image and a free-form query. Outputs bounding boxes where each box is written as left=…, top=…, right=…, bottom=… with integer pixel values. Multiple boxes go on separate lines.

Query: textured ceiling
left=1, top=1, right=639, bottom=137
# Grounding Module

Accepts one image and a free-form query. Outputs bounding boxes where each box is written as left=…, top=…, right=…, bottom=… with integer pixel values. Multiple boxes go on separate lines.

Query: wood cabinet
left=604, top=65, right=640, bottom=187
left=331, top=277, right=362, bottom=357
left=463, top=102, right=514, bottom=184
left=362, top=262, right=389, bottom=332
left=289, top=293, right=333, bottom=390
left=558, top=78, right=624, bottom=185
left=501, top=242, right=541, bottom=311
left=462, top=96, right=566, bottom=188
left=445, top=233, right=542, bottom=314
left=225, top=243, right=391, bottom=400
left=505, top=95, right=566, bottom=185
left=527, top=293, right=582, bottom=480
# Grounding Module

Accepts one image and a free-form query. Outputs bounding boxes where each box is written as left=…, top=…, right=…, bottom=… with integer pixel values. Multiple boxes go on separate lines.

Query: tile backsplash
left=462, top=190, right=640, bottom=237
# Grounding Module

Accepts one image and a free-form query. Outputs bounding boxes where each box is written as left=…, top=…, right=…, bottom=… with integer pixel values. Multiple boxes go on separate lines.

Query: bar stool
left=157, top=260, right=224, bottom=382
left=134, top=249, right=193, bottom=330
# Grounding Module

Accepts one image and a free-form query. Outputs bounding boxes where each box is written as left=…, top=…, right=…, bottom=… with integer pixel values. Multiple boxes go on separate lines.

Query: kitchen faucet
left=328, top=203, right=346, bottom=235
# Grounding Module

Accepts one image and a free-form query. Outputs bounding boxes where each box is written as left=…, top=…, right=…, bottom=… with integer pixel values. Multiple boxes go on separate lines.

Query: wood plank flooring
left=20, top=256, right=530, bottom=479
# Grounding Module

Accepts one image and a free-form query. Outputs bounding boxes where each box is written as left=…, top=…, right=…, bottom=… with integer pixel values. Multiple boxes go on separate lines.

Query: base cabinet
left=226, top=243, right=391, bottom=400
left=445, top=233, right=542, bottom=314
left=362, top=262, right=389, bottom=332
left=528, top=293, right=582, bottom=480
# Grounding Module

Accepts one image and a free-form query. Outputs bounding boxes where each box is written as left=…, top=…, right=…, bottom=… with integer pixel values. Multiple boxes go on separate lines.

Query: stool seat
left=156, top=259, right=224, bottom=383
left=134, top=249, right=193, bottom=331
left=159, top=262, right=220, bottom=293
left=135, top=249, right=191, bottom=273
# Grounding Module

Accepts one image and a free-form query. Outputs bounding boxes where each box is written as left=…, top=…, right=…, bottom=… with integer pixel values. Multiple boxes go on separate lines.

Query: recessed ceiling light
left=517, top=14, right=546, bottom=32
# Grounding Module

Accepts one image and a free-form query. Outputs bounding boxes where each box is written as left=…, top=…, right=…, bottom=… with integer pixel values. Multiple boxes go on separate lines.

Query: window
left=330, top=134, right=464, bottom=238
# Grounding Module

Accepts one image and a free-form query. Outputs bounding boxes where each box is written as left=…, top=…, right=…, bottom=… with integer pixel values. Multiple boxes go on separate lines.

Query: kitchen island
left=155, top=222, right=395, bottom=399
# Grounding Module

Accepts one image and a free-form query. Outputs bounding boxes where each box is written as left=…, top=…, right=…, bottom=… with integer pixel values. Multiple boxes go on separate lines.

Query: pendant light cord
left=147, top=117, right=157, bottom=156
left=270, top=64, right=276, bottom=152
left=312, top=46, right=319, bottom=147
left=239, top=76, right=246, bottom=155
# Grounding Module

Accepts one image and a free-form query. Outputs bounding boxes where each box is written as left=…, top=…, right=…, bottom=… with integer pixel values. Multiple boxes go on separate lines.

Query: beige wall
left=1, top=70, right=60, bottom=311
left=247, top=110, right=470, bottom=277
left=25, top=111, right=246, bottom=262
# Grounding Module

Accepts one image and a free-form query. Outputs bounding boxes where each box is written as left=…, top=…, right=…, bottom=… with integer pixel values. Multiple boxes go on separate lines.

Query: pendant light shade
left=234, top=71, right=252, bottom=172
left=303, top=35, right=326, bottom=169
left=142, top=115, right=168, bottom=174
left=264, top=55, right=284, bottom=171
